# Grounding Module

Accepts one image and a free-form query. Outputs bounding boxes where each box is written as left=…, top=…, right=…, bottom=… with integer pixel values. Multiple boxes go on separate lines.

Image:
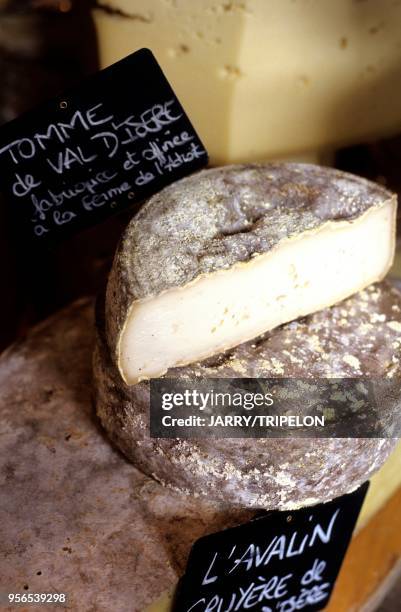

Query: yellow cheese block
left=94, top=0, right=401, bottom=164
left=146, top=592, right=174, bottom=612
left=390, top=243, right=401, bottom=280
left=356, top=440, right=401, bottom=531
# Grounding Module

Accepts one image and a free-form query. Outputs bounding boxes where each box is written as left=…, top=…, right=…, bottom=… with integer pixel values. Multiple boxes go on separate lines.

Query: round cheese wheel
left=95, top=281, right=401, bottom=509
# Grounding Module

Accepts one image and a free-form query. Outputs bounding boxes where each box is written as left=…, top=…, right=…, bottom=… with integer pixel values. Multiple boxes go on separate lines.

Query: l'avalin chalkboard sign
left=0, top=48, right=208, bottom=245
left=174, top=482, right=369, bottom=612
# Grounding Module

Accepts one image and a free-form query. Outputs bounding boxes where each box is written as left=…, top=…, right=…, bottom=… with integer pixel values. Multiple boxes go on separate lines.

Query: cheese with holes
left=106, top=164, right=396, bottom=384
left=94, top=0, right=401, bottom=164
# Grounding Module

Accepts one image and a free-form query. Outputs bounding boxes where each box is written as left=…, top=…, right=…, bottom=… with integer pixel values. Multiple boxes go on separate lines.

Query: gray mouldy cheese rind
left=94, top=281, right=401, bottom=509
left=105, top=163, right=396, bottom=384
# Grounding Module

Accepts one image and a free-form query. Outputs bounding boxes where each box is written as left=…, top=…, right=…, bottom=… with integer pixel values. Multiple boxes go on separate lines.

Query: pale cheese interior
left=120, top=200, right=395, bottom=384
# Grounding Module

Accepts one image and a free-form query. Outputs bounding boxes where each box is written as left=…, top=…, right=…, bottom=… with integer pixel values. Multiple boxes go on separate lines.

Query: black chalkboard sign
left=0, top=49, right=208, bottom=244
left=174, top=483, right=369, bottom=612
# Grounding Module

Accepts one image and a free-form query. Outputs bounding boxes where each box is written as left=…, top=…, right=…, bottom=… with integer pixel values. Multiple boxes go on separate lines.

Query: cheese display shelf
left=0, top=297, right=400, bottom=612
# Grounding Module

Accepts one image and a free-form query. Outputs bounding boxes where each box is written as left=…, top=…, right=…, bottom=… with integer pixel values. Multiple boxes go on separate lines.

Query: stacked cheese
left=94, top=0, right=401, bottom=164
left=6, top=295, right=399, bottom=612
left=4, top=291, right=399, bottom=612
left=94, top=163, right=400, bottom=508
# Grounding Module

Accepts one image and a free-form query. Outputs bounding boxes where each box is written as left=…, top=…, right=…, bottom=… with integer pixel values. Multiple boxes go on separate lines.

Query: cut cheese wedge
left=121, top=202, right=394, bottom=383
left=106, top=164, right=396, bottom=384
